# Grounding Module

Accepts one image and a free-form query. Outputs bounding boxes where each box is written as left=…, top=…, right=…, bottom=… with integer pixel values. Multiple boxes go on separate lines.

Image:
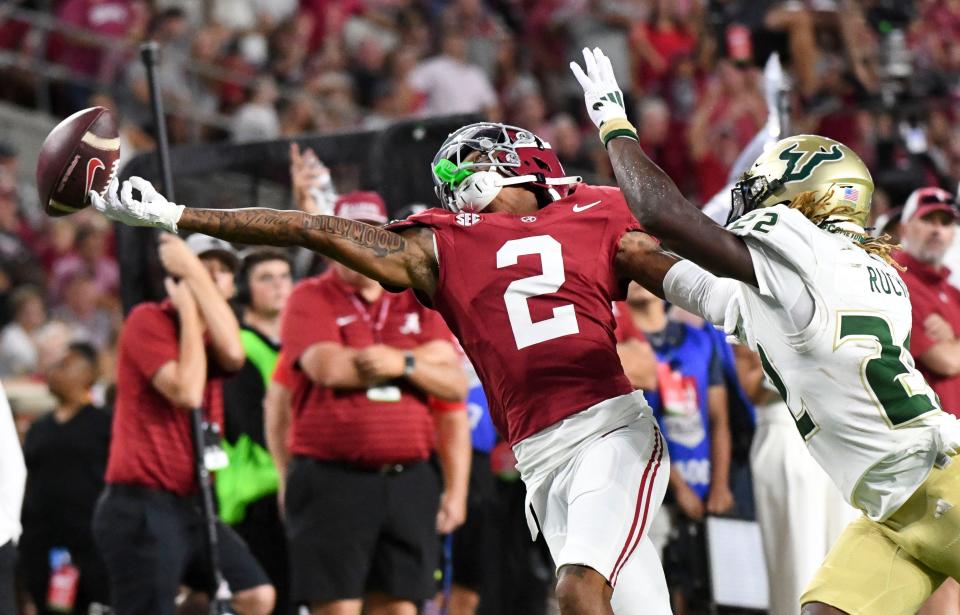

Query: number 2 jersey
left=386, top=184, right=640, bottom=446
left=715, top=205, right=960, bottom=520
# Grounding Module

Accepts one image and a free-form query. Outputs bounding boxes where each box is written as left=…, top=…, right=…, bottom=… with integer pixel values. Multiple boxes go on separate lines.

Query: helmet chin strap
left=454, top=172, right=582, bottom=213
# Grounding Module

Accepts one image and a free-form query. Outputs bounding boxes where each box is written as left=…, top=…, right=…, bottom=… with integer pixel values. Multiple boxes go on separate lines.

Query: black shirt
left=20, top=405, right=111, bottom=543
left=222, top=326, right=279, bottom=446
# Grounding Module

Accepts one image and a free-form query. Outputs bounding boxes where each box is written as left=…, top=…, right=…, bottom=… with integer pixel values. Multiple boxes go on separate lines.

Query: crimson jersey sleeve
left=122, top=303, right=179, bottom=380
left=590, top=186, right=644, bottom=302
left=280, top=280, right=339, bottom=366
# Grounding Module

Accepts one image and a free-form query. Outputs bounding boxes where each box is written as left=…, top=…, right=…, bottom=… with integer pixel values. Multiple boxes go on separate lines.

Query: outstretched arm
left=572, top=47, right=758, bottom=286
left=92, top=178, right=438, bottom=295
left=606, top=139, right=757, bottom=285
left=178, top=207, right=438, bottom=294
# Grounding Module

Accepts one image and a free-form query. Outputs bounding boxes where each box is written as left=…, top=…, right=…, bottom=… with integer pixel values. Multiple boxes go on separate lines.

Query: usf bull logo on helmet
left=729, top=134, right=874, bottom=227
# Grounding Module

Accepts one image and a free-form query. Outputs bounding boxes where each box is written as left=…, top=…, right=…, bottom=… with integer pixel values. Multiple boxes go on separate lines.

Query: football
left=36, top=106, right=120, bottom=217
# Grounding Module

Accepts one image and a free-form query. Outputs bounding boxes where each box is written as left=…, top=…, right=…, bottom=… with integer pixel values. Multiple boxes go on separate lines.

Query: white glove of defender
left=90, top=176, right=185, bottom=233
left=570, top=47, right=628, bottom=130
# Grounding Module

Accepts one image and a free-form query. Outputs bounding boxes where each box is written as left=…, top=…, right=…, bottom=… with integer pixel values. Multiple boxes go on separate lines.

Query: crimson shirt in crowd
left=54, top=0, right=139, bottom=78
left=896, top=250, right=960, bottom=415
left=281, top=271, right=452, bottom=466
left=106, top=301, right=228, bottom=496
left=386, top=184, right=638, bottom=446
left=613, top=300, right=646, bottom=344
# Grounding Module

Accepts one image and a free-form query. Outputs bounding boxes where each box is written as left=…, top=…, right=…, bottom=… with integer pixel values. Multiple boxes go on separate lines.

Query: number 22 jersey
left=722, top=205, right=960, bottom=520
left=387, top=185, right=640, bottom=446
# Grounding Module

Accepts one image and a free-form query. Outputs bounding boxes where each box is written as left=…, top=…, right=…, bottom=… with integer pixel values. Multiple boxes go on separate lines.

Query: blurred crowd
left=1, top=0, right=960, bottom=201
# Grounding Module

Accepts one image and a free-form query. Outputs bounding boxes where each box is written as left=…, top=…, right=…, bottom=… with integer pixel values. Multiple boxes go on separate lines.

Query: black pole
left=139, top=41, right=175, bottom=200
left=190, top=409, right=231, bottom=614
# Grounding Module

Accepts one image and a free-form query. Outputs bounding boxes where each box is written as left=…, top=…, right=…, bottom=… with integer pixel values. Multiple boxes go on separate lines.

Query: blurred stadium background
left=2, top=0, right=960, bottom=614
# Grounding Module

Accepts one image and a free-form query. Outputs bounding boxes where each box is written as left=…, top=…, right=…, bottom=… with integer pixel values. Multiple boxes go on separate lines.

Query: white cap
left=185, top=233, right=239, bottom=271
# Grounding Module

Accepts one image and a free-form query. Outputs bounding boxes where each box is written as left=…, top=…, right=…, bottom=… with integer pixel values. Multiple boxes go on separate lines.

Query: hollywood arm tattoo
left=605, top=138, right=757, bottom=286
left=178, top=207, right=436, bottom=292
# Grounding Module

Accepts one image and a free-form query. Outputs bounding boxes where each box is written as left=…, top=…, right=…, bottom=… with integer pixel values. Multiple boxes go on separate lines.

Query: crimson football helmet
left=431, top=123, right=581, bottom=213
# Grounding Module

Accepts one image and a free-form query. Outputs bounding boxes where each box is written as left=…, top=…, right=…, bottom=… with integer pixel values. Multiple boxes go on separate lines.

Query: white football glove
left=90, top=176, right=185, bottom=233
left=570, top=47, right=631, bottom=138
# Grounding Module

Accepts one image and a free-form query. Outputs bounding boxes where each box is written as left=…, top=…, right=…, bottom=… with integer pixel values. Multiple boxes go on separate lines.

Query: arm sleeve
left=124, top=304, right=179, bottom=380
left=663, top=260, right=741, bottom=330
left=280, top=286, right=339, bottom=368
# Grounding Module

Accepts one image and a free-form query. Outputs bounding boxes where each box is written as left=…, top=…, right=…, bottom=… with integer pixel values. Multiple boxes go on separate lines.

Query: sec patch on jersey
left=36, top=106, right=120, bottom=217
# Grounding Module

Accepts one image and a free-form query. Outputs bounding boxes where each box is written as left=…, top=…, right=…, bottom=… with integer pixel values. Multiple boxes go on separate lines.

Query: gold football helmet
left=729, top=134, right=874, bottom=227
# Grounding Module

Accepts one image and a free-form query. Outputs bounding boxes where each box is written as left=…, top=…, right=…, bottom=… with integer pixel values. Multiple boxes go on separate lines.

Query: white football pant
left=536, top=414, right=672, bottom=614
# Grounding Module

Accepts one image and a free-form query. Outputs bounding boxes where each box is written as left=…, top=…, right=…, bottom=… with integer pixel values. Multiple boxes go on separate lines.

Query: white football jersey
left=724, top=204, right=960, bottom=521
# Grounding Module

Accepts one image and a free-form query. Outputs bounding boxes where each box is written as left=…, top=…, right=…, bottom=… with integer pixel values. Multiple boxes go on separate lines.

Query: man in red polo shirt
left=896, top=187, right=960, bottom=415
left=278, top=192, right=469, bottom=615
left=92, top=233, right=275, bottom=615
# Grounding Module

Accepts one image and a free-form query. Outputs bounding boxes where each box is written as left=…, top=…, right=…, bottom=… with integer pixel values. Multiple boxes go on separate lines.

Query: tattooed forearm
left=178, top=207, right=406, bottom=256
left=177, top=206, right=437, bottom=293
left=304, top=215, right=405, bottom=257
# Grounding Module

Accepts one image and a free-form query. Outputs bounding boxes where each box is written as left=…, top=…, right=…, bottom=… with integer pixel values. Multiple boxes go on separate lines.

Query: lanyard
left=347, top=294, right=392, bottom=343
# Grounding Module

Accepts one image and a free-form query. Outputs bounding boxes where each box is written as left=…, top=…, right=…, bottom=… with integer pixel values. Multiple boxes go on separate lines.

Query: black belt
left=296, top=456, right=424, bottom=476
left=105, top=483, right=199, bottom=508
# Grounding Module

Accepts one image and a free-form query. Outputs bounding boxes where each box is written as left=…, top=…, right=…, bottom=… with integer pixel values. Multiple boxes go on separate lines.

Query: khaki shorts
left=801, top=455, right=960, bottom=615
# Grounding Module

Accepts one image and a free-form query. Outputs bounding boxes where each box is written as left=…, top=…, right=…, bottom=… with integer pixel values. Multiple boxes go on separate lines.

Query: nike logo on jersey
left=572, top=200, right=601, bottom=213
left=335, top=315, right=357, bottom=327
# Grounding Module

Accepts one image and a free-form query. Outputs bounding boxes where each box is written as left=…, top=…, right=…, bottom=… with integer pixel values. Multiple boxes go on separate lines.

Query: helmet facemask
left=431, top=123, right=581, bottom=213
left=728, top=174, right=786, bottom=225
left=727, top=135, right=874, bottom=229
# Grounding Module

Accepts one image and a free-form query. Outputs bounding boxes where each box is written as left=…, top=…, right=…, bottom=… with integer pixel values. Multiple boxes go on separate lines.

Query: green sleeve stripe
left=602, top=128, right=639, bottom=147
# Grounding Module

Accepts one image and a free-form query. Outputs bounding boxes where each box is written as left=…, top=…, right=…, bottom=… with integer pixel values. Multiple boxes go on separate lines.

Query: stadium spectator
left=408, top=31, right=500, bottom=119
left=0, top=286, right=47, bottom=377
left=0, top=381, right=25, bottom=615
left=388, top=203, right=490, bottom=615
left=18, top=342, right=111, bottom=615
left=92, top=233, right=274, bottom=615
left=232, top=77, right=282, bottom=143
left=612, top=300, right=658, bottom=392
left=625, top=282, right=733, bottom=615
left=895, top=187, right=960, bottom=416
left=219, top=248, right=293, bottom=615
left=50, top=222, right=120, bottom=306
left=52, top=0, right=144, bottom=112
left=51, top=271, right=117, bottom=349
left=274, top=192, right=469, bottom=615
left=891, top=189, right=960, bottom=615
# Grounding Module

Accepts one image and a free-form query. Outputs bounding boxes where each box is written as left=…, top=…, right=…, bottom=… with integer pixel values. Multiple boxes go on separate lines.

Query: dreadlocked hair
left=788, top=189, right=904, bottom=270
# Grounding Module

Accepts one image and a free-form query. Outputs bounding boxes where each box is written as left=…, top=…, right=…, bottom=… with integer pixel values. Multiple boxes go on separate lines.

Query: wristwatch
left=403, top=352, right=416, bottom=376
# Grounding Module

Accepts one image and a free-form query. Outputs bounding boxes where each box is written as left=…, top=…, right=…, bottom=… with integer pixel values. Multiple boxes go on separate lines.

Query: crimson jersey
left=388, top=184, right=640, bottom=445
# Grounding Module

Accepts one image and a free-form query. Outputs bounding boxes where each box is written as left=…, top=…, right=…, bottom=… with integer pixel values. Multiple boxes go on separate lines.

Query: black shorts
left=285, top=457, right=440, bottom=604
left=92, top=485, right=270, bottom=615
left=451, top=450, right=495, bottom=591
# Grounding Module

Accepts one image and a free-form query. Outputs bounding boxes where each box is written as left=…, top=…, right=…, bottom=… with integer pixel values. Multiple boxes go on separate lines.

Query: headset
left=235, top=248, right=292, bottom=307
